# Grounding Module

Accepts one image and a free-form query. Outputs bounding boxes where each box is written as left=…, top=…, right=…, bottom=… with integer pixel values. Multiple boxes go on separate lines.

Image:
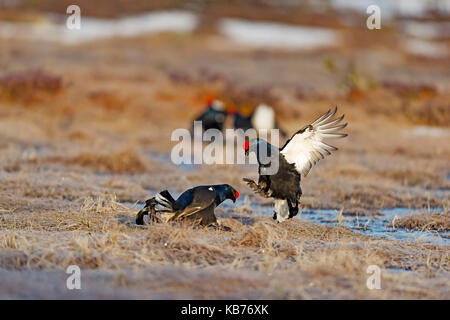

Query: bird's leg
left=148, top=206, right=161, bottom=223
left=243, top=178, right=272, bottom=198
left=243, top=178, right=258, bottom=191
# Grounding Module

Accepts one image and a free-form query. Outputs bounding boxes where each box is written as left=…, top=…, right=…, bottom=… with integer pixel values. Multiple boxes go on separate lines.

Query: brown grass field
left=0, top=1, right=449, bottom=299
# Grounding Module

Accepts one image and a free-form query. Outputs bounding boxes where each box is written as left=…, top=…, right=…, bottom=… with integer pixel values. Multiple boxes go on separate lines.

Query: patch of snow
left=331, top=0, right=450, bottom=18
left=219, top=18, right=338, bottom=49
left=411, top=126, right=450, bottom=137
left=401, top=21, right=450, bottom=40
left=0, top=10, right=198, bottom=45
left=404, top=39, right=448, bottom=58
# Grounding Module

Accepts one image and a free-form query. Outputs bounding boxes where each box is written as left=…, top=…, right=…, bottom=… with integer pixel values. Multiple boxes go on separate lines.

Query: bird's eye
left=244, top=141, right=250, bottom=151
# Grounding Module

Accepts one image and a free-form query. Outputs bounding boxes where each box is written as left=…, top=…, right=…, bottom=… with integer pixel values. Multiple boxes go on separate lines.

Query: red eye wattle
left=244, top=141, right=250, bottom=151
left=228, top=105, right=238, bottom=115
left=235, top=190, right=239, bottom=199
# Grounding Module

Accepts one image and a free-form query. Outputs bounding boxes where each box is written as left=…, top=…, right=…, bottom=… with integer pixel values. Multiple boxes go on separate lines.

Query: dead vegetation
left=390, top=212, right=450, bottom=232
left=0, top=206, right=448, bottom=298
left=49, top=149, right=148, bottom=174
left=0, top=70, right=63, bottom=105
left=88, top=90, right=132, bottom=112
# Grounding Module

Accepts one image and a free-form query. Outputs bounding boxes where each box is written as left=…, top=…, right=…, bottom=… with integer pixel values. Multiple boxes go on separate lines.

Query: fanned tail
left=154, top=190, right=176, bottom=212
left=274, top=199, right=290, bottom=223
left=136, top=190, right=176, bottom=225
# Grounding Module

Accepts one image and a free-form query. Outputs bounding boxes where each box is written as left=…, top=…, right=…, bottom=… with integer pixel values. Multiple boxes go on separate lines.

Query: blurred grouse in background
left=243, top=107, right=347, bottom=223
left=136, top=184, right=239, bottom=229
left=193, top=98, right=228, bottom=133
left=232, top=104, right=286, bottom=137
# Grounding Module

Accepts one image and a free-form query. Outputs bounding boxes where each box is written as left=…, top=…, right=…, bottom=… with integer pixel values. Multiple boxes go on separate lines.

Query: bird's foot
left=136, top=207, right=161, bottom=225
left=243, top=178, right=271, bottom=198
left=148, top=211, right=161, bottom=223
left=243, top=178, right=259, bottom=191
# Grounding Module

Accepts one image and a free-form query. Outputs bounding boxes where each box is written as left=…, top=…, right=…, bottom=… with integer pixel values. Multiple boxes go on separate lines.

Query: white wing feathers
left=280, top=107, right=347, bottom=177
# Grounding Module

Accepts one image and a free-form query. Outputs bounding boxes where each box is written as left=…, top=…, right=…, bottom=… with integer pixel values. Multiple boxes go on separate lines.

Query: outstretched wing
left=280, top=107, right=347, bottom=177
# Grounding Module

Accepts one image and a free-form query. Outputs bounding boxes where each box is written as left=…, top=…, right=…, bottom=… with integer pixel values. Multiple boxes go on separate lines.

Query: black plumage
left=136, top=184, right=239, bottom=228
left=232, top=105, right=287, bottom=137
left=243, top=107, right=347, bottom=223
left=193, top=100, right=227, bottom=132
left=256, top=154, right=301, bottom=220
left=243, top=140, right=301, bottom=222
left=233, top=113, right=253, bottom=131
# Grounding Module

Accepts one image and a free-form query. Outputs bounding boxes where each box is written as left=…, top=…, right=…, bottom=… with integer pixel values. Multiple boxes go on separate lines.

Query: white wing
left=280, top=107, right=347, bottom=176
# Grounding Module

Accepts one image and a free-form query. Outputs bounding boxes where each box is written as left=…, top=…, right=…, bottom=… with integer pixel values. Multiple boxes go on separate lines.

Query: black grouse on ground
left=233, top=111, right=253, bottom=131
left=193, top=98, right=228, bottom=133
left=243, top=107, right=347, bottom=223
left=232, top=104, right=286, bottom=137
left=136, top=184, right=239, bottom=229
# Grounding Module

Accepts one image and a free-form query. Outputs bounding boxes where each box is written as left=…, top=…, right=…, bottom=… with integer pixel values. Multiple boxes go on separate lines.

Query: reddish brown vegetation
left=0, top=70, right=63, bottom=105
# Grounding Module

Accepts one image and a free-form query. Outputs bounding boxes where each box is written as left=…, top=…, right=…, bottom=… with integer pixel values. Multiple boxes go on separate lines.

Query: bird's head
left=244, top=140, right=250, bottom=156
left=244, top=138, right=280, bottom=175
left=244, top=138, right=263, bottom=157
left=228, top=185, right=239, bottom=203
left=215, top=184, right=239, bottom=203
left=227, top=105, right=238, bottom=116
left=206, top=97, right=215, bottom=107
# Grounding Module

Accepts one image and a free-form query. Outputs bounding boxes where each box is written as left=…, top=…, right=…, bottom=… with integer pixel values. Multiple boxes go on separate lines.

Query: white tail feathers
left=274, top=199, right=289, bottom=223
left=154, top=192, right=174, bottom=212
left=252, top=104, right=275, bottom=131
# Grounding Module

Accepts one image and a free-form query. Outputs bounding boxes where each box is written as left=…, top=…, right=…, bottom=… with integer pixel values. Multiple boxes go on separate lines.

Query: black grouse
left=233, top=112, right=253, bottom=131
left=232, top=104, right=286, bottom=137
left=193, top=98, right=228, bottom=132
left=136, top=184, right=239, bottom=228
left=243, top=107, right=347, bottom=223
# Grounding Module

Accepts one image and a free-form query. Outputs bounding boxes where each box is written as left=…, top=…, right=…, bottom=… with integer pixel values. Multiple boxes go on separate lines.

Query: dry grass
left=50, top=149, right=148, bottom=174
left=0, top=5, right=449, bottom=299
left=0, top=205, right=448, bottom=298
left=390, top=212, right=450, bottom=232
left=0, top=70, right=63, bottom=105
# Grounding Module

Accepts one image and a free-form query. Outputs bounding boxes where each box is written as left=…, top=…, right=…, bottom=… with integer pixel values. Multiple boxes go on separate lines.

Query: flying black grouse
left=232, top=104, right=286, bottom=137
left=193, top=98, right=228, bottom=133
left=136, top=184, right=239, bottom=228
left=243, top=107, right=347, bottom=223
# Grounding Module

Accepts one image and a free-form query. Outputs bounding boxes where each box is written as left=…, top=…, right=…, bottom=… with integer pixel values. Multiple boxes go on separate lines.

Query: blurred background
left=1, top=0, right=449, bottom=122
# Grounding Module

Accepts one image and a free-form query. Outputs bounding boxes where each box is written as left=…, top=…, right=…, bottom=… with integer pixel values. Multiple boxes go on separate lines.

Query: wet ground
left=131, top=199, right=450, bottom=246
